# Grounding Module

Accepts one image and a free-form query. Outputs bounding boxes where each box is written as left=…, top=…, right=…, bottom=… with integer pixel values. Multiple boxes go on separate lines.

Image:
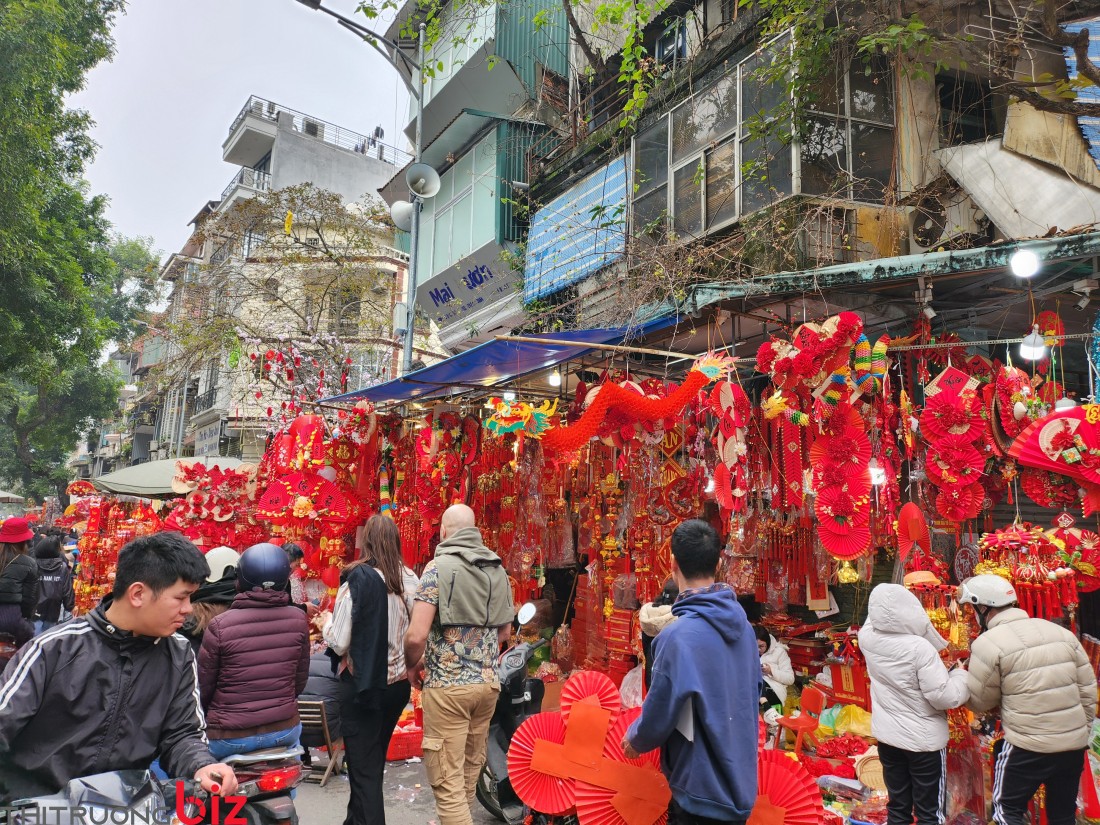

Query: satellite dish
left=406, top=163, right=440, bottom=198
left=390, top=200, right=414, bottom=232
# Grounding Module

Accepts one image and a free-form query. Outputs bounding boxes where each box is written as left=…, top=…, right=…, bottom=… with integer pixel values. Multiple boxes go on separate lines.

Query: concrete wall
left=271, top=114, right=397, bottom=204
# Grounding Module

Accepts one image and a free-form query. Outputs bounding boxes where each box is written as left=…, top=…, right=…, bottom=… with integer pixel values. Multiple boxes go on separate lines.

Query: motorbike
left=476, top=602, right=554, bottom=825
left=4, top=746, right=304, bottom=825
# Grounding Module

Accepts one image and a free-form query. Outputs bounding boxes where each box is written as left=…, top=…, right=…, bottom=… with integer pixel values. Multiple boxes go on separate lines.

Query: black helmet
left=238, top=543, right=291, bottom=592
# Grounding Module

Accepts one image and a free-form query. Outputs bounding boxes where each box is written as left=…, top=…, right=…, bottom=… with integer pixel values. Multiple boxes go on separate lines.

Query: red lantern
left=320, top=564, right=342, bottom=589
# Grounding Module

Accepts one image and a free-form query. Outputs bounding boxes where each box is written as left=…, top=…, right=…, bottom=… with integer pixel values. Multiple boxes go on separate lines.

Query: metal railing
left=192, top=386, right=221, bottom=415
left=228, top=95, right=412, bottom=168
left=221, top=167, right=271, bottom=200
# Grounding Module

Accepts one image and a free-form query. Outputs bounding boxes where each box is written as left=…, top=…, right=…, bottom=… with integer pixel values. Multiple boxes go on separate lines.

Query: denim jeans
left=33, top=620, right=56, bottom=636
left=207, top=723, right=303, bottom=760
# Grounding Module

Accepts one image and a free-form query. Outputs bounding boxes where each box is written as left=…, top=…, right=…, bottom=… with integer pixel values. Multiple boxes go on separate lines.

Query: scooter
left=5, top=747, right=303, bottom=825
left=476, top=603, right=553, bottom=825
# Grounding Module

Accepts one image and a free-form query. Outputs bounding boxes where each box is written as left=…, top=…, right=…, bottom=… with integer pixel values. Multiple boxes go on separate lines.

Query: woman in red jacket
left=198, top=542, right=310, bottom=758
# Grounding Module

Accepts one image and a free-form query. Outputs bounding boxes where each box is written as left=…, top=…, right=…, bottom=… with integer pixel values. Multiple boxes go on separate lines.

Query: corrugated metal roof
left=1064, top=19, right=1100, bottom=172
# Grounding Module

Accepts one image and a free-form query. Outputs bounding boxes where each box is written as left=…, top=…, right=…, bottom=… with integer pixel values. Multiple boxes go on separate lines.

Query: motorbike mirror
left=517, top=602, right=538, bottom=626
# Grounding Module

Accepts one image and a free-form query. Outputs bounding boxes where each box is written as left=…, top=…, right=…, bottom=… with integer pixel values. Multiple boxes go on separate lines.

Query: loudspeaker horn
left=406, top=163, right=441, bottom=198
left=390, top=200, right=414, bottom=232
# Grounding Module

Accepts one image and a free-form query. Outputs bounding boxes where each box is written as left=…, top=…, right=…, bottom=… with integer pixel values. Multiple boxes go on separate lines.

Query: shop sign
left=415, top=256, right=517, bottom=329
left=194, top=422, right=223, bottom=456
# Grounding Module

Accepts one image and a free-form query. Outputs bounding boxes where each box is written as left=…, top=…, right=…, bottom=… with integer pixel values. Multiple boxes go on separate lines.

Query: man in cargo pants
left=405, top=504, right=515, bottom=825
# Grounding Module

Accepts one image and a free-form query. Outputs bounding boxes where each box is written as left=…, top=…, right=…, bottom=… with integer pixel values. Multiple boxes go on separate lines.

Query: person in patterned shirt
left=405, top=504, right=514, bottom=825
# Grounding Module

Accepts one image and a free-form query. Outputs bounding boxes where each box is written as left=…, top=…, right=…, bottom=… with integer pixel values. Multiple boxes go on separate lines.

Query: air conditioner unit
left=908, top=191, right=987, bottom=253
left=302, top=119, right=324, bottom=140
left=149, top=440, right=160, bottom=451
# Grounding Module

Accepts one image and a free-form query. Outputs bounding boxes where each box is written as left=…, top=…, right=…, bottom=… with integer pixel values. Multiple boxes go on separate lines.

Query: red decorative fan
left=561, top=671, right=621, bottom=726
left=935, top=482, right=983, bottom=522
left=507, top=712, right=576, bottom=815
left=747, top=750, right=825, bottom=825
left=896, top=502, right=930, bottom=564
left=921, top=391, right=984, bottom=442
left=925, top=437, right=985, bottom=485
left=66, top=480, right=97, bottom=497
left=809, top=429, right=872, bottom=479
left=1011, top=409, right=1100, bottom=486
left=256, top=471, right=353, bottom=523
left=575, top=779, right=669, bottom=825
left=816, top=524, right=871, bottom=560
left=603, top=707, right=660, bottom=769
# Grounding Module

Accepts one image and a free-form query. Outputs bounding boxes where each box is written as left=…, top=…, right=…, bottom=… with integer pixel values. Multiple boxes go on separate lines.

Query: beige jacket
left=967, top=608, right=1097, bottom=752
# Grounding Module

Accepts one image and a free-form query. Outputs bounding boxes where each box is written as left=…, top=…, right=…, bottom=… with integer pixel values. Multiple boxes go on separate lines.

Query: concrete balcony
left=220, top=167, right=271, bottom=208
left=223, top=97, right=279, bottom=167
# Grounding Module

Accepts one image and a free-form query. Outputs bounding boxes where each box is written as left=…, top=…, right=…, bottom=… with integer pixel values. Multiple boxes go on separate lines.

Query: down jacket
left=967, top=608, right=1097, bottom=753
left=198, top=588, right=310, bottom=739
left=0, top=554, right=39, bottom=619
left=760, top=635, right=795, bottom=706
left=858, top=584, right=969, bottom=751
left=0, top=600, right=214, bottom=801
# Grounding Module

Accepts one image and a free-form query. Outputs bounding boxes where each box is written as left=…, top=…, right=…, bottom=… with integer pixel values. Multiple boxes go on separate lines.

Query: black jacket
left=0, top=599, right=215, bottom=801
left=327, top=563, right=388, bottom=709
left=301, top=653, right=342, bottom=743
left=0, top=555, right=38, bottom=619
left=34, top=558, right=74, bottom=622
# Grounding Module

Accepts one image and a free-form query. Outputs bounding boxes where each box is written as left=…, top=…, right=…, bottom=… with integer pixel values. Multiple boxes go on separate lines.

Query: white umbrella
left=91, top=457, right=244, bottom=497
left=0, top=490, right=24, bottom=504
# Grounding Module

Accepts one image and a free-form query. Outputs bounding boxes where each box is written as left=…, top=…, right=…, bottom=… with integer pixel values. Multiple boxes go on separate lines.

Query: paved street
left=297, top=759, right=499, bottom=825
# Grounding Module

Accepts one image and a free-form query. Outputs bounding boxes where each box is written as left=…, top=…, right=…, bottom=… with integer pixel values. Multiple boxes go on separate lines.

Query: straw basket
left=856, top=755, right=885, bottom=791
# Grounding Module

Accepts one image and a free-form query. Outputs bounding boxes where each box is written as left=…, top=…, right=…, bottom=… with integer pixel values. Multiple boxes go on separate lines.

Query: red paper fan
left=1010, top=409, right=1100, bottom=485
left=817, top=524, right=871, bottom=560
left=809, top=429, right=871, bottom=476
left=561, top=671, right=621, bottom=725
left=921, top=391, right=984, bottom=441
left=575, top=779, right=669, bottom=825
left=814, top=484, right=871, bottom=535
left=896, top=502, right=930, bottom=564
left=1077, top=536, right=1100, bottom=593
left=935, top=482, right=983, bottom=522
left=506, top=712, right=575, bottom=815
left=603, top=707, right=661, bottom=770
left=713, top=463, right=735, bottom=511
left=925, top=437, right=985, bottom=485
left=257, top=471, right=353, bottom=523
left=749, top=751, right=825, bottom=825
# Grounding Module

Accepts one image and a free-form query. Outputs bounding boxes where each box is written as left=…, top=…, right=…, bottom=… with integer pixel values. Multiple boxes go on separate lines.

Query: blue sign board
left=524, top=157, right=628, bottom=302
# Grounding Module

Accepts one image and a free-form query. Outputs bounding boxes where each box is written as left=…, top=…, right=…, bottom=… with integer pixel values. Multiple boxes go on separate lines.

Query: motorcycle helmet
left=957, top=574, right=1017, bottom=630
left=238, top=543, right=291, bottom=592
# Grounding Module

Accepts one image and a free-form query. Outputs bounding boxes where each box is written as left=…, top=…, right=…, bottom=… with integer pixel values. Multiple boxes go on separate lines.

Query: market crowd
left=0, top=510, right=1095, bottom=825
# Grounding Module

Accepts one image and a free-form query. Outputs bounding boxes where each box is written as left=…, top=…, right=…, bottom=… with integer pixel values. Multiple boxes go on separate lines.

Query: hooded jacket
left=967, top=608, right=1096, bottom=753
left=858, top=584, right=969, bottom=752
left=34, top=557, right=74, bottom=622
left=0, top=600, right=214, bottom=802
left=760, top=635, right=795, bottom=706
left=198, top=589, right=310, bottom=739
left=434, top=527, right=514, bottom=628
left=626, top=584, right=759, bottom=821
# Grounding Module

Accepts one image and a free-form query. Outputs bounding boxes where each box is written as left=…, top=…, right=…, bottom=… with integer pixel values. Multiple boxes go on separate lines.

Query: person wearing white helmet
left=959, top=574, right=1097, bottom=825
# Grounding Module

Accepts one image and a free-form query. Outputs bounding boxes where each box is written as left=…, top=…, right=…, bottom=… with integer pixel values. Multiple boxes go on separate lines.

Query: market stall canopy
left=323, top=320, right=676, bottom=406
left=91, top=457, right=244, bottom=497
left=0, top=490, right=23, bottom=503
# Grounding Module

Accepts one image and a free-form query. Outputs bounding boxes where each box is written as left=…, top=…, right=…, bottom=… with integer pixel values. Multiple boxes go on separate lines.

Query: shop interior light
left=548, top=370, right=562, bottom=387
left=868, top=457, right=886, bottom=486
left=1019, top=325, right=1047, bottom=361
left=1055, top=396, right=1077, bottom=411
left=503, top=391, right=516, bottom=402
left=704, top=476, right=716, bottom=493
left=1010, top=249, right=1040, bottom=278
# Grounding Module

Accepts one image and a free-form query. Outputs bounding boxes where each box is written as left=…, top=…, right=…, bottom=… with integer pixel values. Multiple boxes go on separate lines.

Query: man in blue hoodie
left=623, top=519, right=759, bottom=825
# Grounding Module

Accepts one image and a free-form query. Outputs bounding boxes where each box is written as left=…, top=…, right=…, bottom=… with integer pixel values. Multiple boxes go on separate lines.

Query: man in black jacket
left=0, top=531, right=238, bottom=801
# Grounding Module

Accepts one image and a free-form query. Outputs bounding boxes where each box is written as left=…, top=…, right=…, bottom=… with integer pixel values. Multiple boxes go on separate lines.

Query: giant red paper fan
left=575, top=709, right=667, bottom=825
left=747, top=750, right=825, bottom=825
left=935, top=482, right=983, bottom=522
left=256, top=471, right=353, bottom=523
left=561, top=670, right=622, bottom=726
left=808, top=428, right=872, bottom=479
left=506, top=712, right=576, bottom=815
left=921, top=391, right=984, bottom=442
left=925, top=436, right=986, bottom=485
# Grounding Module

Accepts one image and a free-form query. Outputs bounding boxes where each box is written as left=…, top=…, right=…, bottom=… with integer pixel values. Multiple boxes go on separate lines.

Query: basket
left=386, top=725, right=423, bottom=761
left=855, top=756, right=885, bottom=791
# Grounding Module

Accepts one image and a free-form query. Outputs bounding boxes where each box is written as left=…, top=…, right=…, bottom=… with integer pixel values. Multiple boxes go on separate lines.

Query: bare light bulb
left=868, top=457, right=886, bottom=486
left=1010, top=249, right=1040, bottom=278
left=548, top=370, right=562, bottom=387
left=1019, top=324, right=1047, bottom=361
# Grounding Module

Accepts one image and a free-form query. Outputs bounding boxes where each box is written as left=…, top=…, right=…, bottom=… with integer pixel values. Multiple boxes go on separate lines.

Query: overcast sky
left=69, top=0, right=408, bottom=260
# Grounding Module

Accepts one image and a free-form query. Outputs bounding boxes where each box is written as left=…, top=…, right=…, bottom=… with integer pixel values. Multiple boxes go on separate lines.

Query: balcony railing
left=229, top=95, right=412, bottom=168
left=192, top=387, right=221, bottom=415
left=221, top=167, right=271, bottom=201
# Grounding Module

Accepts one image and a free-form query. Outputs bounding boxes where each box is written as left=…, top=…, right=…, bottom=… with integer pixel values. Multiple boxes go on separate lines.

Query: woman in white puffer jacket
left=858, top=584, right=969, bottom=825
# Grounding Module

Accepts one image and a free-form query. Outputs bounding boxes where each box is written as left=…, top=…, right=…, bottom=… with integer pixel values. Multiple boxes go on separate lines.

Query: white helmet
left=958, top=574, right=1017, bottom=608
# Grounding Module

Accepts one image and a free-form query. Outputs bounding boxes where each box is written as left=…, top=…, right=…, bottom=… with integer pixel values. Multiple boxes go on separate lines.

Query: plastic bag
left=620, top=664, right=645, bottom=708
left=817, top=705, right=841, bottom=738
left=833, top=704, right=873, bottom=738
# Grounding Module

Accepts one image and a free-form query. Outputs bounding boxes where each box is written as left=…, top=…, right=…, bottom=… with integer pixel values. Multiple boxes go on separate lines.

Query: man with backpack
left=32, top=536, right=74, bottom=634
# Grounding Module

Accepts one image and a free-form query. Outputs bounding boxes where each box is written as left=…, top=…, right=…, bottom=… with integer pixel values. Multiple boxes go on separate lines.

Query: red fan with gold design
left=747, top=750, right=825, bottom=825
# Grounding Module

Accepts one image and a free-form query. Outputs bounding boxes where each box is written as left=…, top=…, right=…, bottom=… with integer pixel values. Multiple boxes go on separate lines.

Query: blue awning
left=323, top=318, right=676, bottom=405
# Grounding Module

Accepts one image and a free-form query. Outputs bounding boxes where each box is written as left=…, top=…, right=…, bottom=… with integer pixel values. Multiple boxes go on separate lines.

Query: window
left=938, top=73, right=1002, bottom=146
left=262, top=277, right=280, bottom=303
left=328, top=289, right=360, bottom=338
left=631, top=45, right=895, bottom=239
left=655, top=19, right=687, bottom=70
left=422, top=133, right=498, bottom=276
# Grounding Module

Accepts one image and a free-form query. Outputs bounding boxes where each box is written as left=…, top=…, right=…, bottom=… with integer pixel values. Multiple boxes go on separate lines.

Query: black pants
left=668, top=799, right=745, bottom=825
left=878, top=742, right=945, bottom=825
left=340, top=678, right=412, bottom=825
left=992, top=742, right=1085, bottom=825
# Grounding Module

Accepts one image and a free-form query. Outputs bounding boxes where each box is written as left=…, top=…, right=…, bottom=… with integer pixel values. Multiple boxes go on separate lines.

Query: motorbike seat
left=222, top=746, right=303, bottom=765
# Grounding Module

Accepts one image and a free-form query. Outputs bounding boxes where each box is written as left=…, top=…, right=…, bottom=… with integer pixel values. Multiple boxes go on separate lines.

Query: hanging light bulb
left=705, top=476, right=716, bottom=494
left=548, top=370, right=562, bottom=387
left=1055, top=396, right=1077, bottom=412
left=1019, top=324, right=1047, bottom=361
left=868, top=457, right=886, bottom=486
left=503, top=391, right=516, bottom=402
left=1009, top=249, right=1041, bottom=278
